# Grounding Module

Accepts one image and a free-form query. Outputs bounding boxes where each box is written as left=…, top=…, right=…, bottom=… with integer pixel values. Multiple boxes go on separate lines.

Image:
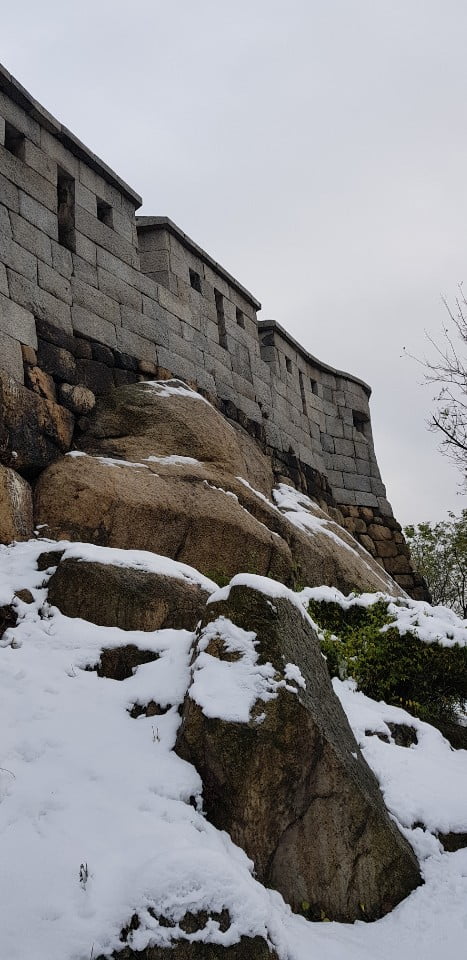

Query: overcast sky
left=3, top=0, right=467, bottom=525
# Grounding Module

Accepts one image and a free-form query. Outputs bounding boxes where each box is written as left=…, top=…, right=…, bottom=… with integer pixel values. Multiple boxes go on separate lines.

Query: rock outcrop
left=79, top=379, right=262, bottom=484
left=47, top=555, right=213, bottom=632
left=35, top=382, right=402, bottom=596
left=0, top=464, right=33, bottom=543
left=0, top=370, right=74, bottom=478
left=176, top=580, right=421, bottom=922
left=99, top=939, right=278, bottom=959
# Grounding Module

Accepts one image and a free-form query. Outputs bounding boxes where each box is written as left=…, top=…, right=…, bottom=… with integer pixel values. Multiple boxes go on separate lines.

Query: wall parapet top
left=136, top=216, right=262, bottom=311
left=0, top=61, right=142, bottom=207
left=258, top=319, right=372, bottom=398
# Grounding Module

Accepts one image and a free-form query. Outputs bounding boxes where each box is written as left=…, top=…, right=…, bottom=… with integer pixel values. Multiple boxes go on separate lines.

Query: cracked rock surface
left=176, top=582, right=421, bottom=923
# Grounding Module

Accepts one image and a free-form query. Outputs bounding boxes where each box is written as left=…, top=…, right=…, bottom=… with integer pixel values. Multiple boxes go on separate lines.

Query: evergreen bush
left=307, top=597, right=467, bottom=723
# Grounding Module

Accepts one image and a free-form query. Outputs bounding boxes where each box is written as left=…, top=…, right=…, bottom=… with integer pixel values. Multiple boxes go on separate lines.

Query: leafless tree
left=421, top=284, right=467, bottom=482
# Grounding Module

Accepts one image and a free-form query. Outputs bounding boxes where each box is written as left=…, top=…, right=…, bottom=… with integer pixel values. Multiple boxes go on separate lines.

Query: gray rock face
left=47, top=556, right=212, bottom=632
left=97, top=938, right=278, bottom=959
left=0, top=463, right=33, bottom=543
left=176, top=583, right=421, bottom=923
left=0, top=370, right=73, bottom=478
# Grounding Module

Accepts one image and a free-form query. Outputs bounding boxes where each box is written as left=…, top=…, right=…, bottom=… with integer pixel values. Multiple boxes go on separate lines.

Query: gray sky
left=2, top=0, right=467, bottom=526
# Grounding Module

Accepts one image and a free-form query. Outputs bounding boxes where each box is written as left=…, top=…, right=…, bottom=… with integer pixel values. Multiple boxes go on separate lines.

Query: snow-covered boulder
left=34, top=452, right=294, bottom=586
left=176, top=576, right=421, bottom=923
left=46, top=544, right=217, bottom=633
left=34, top=381, right=401, bottom=595
left=97, top=935, right=279, bottom=959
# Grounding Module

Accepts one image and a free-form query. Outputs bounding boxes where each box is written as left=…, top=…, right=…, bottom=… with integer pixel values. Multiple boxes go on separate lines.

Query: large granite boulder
left=47, top=553, right=214, bottom=632
left=176, top=580, right=421, bottom=923
left=79, top=379, right=257, bottom=483
left=35, top=456, right=293, bottom=586
left=0, top=464, right=33, bottom=543
left=34, top=382, right=400, bottom=595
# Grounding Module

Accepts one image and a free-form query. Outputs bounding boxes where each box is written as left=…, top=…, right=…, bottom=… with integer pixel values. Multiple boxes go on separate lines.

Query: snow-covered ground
left=1, top=539, right=466, bottom=960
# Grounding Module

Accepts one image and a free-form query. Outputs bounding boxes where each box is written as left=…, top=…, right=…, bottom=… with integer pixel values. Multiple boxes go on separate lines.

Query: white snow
left=66, top=451, right=150, bottom=470
left=141, top=380, right=212, bottom=405
left=335, top=679, right=467, bottom=835
left=273, top=484, right=393, bottom=590
left=208, top=572, right=310, bottom=619
left=1, top=539, right=467, bottom=960
left=144, top=455, right=200, bottom=465
left=273, top=484, right=362, bottom=555
left=236, top=476, right=281, bottom=510
left=188, top=616, right=305, bottom=722
left=284, top=663, right=306, bottom=689
left=59, top=541, right=219, bottom=594
left=189, top=616, right=280, bottom=722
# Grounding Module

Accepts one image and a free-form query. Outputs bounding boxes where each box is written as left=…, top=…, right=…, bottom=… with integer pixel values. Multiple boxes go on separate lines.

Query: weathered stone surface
left=58, top=382, right=95, bottom=415
left=97, top=937, right=278, bottom=960
left=47, top=557, right=211, bottom=632
left=0, top=330, right=23, bottom=381
left=368, top=523, right=393, bottom=541
left=436, top=719, right=467, bottom=751
left=0, top=370, right=74, bottom=477
left=0, top=464, right=33, bottom=543
left=91, top=645, right=158, bottom=681
left=0, top=602, right=17, bottom=640
left=0, top=290, right=37, bottom=346
left=75, top=357, right=115, bottom=394
left=438, top=832, right=467, bottom=852
left=25, top=365, right=57, bottom=402
left=34, top=456, right=292, bottom=585
left=36, top=339, right=77, bottom=382
left=36, top=383, right=397, bottom=592
left=176, top=584, right=421, bottom=922
left=80, top=380, right=249, bottom=477
left=360, top=534, right=377, bottom=556
left=376, top=541, right=398, bottom=559
left=34, top=383, right=401, bottom=594
left=20, top=343, right=37, bottom=366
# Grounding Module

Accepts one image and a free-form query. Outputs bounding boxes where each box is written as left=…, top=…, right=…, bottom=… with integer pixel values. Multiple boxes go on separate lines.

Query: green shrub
left=307, top=597, right=467, bottom=723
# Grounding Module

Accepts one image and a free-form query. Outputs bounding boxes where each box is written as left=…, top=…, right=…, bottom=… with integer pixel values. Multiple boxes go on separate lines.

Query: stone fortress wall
left=0, top=62, right=425, bottom=597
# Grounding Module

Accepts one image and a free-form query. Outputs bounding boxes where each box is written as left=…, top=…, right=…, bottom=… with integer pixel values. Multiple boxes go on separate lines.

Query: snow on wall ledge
left=0, top=62, right=424, bottom=596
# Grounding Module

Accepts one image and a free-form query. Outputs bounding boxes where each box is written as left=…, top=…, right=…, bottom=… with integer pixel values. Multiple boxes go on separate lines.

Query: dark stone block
left=72, top=338, right=93, bottom=360
left=75, top=359, right=115, bottom=395
left=91, top=342, right=115, bottom=366
left=37, top=549, right=65, bottom=572
left=35, top=318, right=75, bottom=353
left=223, top=399, right=238, bottom=421
left=36, top=339, right=77, bottom=383
left=114, top=351, right=139, bottom=372
left=113, top=368, right=139, bottom=387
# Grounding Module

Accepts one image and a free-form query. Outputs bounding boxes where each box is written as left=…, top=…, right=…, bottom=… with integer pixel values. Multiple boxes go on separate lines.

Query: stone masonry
left=0, top=62, right=425, bottom=597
